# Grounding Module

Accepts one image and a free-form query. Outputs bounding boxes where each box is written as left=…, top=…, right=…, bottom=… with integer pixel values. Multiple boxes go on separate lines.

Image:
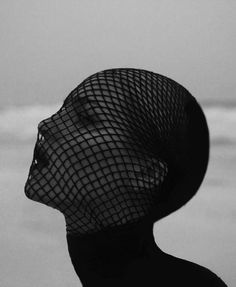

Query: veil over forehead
left=25, top=68, right=209, bottom=237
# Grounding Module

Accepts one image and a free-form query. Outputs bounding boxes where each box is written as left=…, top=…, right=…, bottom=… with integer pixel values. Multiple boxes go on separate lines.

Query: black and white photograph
left=0, top=1, right=235, bottom=286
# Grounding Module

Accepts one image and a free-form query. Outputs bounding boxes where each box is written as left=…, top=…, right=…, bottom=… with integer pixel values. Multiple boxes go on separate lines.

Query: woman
left=24, top=68, right=227, bottom=286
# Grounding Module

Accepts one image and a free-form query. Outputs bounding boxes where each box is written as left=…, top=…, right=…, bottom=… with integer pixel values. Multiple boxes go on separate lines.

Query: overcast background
left=0, top=1, right=235, bottom=286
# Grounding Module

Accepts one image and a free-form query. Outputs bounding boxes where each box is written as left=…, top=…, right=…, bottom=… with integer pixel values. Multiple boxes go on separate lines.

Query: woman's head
left=24, top=68, right=209, bottom=236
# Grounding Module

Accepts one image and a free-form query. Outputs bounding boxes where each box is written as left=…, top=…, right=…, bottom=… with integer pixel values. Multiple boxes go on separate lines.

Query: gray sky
left=1, top=0, right=235, bottom=107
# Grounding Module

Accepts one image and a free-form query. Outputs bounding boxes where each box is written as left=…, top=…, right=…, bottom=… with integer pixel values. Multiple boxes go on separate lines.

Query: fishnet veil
left=24, top=68, right=197, bottom=236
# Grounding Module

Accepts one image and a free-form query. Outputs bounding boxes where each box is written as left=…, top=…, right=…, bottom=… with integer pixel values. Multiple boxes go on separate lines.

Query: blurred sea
left=0, top=102, right=235, bottom=286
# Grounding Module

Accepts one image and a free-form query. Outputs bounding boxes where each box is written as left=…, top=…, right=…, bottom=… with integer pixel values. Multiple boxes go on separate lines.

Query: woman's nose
left=38, top=113, right=61, bottom=139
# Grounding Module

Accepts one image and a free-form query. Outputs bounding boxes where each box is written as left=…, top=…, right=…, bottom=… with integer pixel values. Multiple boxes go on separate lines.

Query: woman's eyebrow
left=63, top=94, right=88, bottom=107
left=63, top=94, right=101, bottom=114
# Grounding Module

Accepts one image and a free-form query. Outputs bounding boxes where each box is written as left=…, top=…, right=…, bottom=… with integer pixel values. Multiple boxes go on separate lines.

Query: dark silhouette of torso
left=67, top=220, right=227, bottom=287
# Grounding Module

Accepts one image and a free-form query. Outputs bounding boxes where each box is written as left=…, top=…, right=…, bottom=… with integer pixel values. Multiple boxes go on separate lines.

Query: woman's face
left=25, top=89, right=166, bottom=235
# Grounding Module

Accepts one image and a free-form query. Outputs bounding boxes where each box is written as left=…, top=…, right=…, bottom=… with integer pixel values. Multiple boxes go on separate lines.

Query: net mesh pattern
left=24, top=68, right=193, bottom=236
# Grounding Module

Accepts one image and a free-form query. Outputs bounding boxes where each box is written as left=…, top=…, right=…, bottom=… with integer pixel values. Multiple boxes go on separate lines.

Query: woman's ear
left=130, top=157, right=168, bottom=191
left=152, top=99, right=210, bottom=221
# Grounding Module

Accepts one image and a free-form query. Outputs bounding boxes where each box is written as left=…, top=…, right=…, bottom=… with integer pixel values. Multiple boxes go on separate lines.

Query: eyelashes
left=72, top=102, right=100, bottom=126
left=78, top=113, right=93, bottom=123
left=76, top=111, right=98, bottom=126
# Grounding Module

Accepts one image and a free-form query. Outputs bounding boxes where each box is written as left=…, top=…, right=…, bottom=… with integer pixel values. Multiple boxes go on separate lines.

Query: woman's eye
left=78, top=113, right=89, bottom=121
left=77, top=113, right=96, bottom=125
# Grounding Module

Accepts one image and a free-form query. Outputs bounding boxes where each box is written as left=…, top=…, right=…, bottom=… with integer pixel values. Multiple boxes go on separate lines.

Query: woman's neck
left=66, top=219, right=163, bottom=286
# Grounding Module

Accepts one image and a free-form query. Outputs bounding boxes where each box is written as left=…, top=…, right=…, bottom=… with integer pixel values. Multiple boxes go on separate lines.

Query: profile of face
left=25, top=69, right=191, bottom=236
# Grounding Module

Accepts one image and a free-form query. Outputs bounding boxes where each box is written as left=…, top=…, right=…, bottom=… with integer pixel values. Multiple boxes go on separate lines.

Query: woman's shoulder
left=123, top=251, right=228, bottom=286
left=159, top=252, right=228, bottom=286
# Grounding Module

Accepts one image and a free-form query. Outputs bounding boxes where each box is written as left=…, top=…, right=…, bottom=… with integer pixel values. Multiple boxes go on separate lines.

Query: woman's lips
left=31, top=135, right=50, bottom=170
left=35, top=145, right=49, bottom=166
